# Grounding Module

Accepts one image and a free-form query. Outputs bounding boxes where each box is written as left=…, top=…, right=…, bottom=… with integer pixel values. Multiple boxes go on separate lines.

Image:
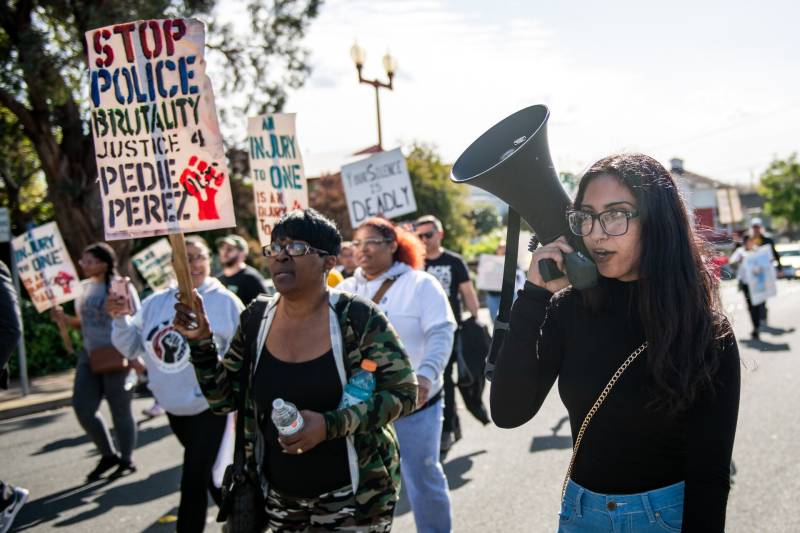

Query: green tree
left=467, top=203, right=501, bottom=236
left=0, top=0, right=321, bottom=273
left=759, top=153, right=800, bottom=231
left=401, top=143, right=473, bottom=252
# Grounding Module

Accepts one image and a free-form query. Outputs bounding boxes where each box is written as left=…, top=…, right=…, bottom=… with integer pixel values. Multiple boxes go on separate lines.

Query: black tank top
left=253, top=347, right=351, bottom=497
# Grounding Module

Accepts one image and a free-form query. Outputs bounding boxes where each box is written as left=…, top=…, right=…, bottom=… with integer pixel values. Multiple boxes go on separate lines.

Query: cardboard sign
left=476, top=254, right=505, bottom=292
left=0, top=207, right=9, bottom=243
left=247, top=114, right=308, bottom=245
left=132, top=238, right=175, bottom=291
left=11, top=222, right=82, bottom=312
left=86, top=18, right=235, bottom=240
left=744, top=245, right=778, bottom=306
left=340, top=148, right=417, bottom=227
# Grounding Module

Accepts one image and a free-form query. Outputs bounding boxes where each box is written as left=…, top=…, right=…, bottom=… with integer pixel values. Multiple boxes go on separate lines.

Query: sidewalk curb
left=0, top=393, right=73, bottom=421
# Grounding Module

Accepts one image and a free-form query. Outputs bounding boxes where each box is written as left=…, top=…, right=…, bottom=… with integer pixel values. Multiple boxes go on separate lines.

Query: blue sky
left=220, top=0, right=800, bottom=185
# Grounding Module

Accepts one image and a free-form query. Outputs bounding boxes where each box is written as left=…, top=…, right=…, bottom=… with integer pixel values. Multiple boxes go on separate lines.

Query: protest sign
left=247, top=114, right=308, bottom=245
left=340, top=148, right=417, bottom=227
left=744, top=245, right=778, bottom=306
left=476, top=254, right=505, bottom=292
left=11, top=222, right=82, bottom=313
left=0, top=207, right=9, bottom=242
left=132, top=238, right=175, bottom=291
left=86, top=18, right=235, bottom=240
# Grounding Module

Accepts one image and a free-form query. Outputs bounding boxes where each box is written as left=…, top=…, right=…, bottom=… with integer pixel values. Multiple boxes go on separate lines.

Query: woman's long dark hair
left=83, top=242, right=118, bottom=290
left=575, top=154, right=731, bottom=413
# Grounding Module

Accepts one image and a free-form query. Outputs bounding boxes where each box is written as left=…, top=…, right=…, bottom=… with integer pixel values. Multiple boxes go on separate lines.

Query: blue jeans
left=558, top=479, right=684, bottom=533
left=393, top=398, right=452, bottom=533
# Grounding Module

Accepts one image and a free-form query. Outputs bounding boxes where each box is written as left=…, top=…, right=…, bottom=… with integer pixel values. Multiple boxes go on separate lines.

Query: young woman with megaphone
left=490, top=153, right=740, bottom=533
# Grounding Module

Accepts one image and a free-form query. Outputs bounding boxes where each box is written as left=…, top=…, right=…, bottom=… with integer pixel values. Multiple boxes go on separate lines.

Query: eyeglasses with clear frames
left=567, top=208, right=640, bottom=237
left=263, top=241, right=329, bottom=257
left=351, top=237, right=393, bottom=249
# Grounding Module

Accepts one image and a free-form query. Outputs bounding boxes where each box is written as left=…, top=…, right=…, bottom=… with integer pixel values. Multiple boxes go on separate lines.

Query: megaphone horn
left=451, top=105, right=569, bottom=245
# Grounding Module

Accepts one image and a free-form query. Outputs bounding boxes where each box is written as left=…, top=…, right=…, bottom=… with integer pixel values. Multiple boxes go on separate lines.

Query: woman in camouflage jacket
left=174, top=209, right=417, bottom=532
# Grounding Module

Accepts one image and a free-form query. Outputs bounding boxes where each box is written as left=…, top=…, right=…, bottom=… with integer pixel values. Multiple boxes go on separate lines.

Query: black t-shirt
left=217, top=265, right=269, bottom=307
left=425, top=249, right=470, bottom=321
left=252, top=347, right=350, bottom=497
left=492, top=278, right=740, bottom=532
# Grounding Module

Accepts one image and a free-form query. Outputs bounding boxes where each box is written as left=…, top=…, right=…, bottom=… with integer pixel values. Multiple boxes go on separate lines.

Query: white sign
left=0, top=208, right=9, bottom=243
left=11, top=222, right=82, bottom=312
left=132, top=238, right=175, bottom=291
left=744, top=245, right=777, bottom=306
left=247, top=113, right=308, bottom=246
left=340, top=147, right=417, bottom=227
left=86, top=18, right=235, bottom=240
left=476, top=254, right=505, bottom=292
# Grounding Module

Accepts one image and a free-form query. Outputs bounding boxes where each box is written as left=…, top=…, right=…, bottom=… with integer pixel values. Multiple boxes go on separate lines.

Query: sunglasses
left=416, top=231, right=436, bottom=240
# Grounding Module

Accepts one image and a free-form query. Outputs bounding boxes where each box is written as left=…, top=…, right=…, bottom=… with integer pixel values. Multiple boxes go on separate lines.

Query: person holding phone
left=491, top=154, right=740, bottom=532
left=50, top=242, right=140, bottom=481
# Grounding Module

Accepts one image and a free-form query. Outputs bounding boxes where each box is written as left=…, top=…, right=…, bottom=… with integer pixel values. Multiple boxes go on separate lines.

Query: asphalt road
left=2, top=280, right=798, bottom=532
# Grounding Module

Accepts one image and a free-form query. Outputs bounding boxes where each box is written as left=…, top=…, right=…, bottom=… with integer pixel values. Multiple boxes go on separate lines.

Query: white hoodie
left=338, top=262, right=456, bottom=396
left=112, top=278, right=244, bottom=416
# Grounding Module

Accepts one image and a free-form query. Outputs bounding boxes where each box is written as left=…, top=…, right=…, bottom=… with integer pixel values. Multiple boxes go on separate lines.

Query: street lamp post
left=350, top=42, right=397, bottom=150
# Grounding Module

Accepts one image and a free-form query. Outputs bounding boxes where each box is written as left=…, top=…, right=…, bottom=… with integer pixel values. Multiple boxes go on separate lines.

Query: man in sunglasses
left=414, top=215, right=483, bottom=457
left=216, top=234, right=272, bottom=307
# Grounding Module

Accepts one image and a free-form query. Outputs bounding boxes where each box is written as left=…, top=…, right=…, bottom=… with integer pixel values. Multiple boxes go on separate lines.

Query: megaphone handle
left=485, top=208, right=521, bottom=381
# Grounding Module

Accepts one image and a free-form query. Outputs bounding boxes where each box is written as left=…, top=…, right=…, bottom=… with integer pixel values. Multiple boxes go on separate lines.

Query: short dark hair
left=184, top=235, right=210, bottom=255
left=272, top=209, right=342, bottom=256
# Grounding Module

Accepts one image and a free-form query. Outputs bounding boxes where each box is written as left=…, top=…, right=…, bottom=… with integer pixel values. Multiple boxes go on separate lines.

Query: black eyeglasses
left=416, top=231, right=435, bottom=240
left=566, top=208, right=640, bottom=237
left=263, top=241, right=329, bottom=258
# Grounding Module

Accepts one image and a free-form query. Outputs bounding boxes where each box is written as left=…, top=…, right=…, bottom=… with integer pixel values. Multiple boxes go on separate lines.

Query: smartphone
left=109, top=277, right=132, bottom=315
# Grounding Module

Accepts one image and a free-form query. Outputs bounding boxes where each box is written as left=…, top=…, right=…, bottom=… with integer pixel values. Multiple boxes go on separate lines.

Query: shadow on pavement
left=0, top=411, right=67, bottom=436
left=741, top=338, right=791, bottom=352
left=760, top=325, right=796, bottom=336
left=32, top=423, right=173, bottom=456
left=13, top=465, right=181, bottom=531
left=394, top=450, right=487, bottom=517
left=530, top=416, right=572, bottom=453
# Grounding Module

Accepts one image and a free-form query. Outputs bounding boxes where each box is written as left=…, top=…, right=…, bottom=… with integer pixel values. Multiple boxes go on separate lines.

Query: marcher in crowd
left=748, top=218, right=782, bottom=326
left=110, top=236, right=243, bottom=533
left=50, top=243, right=138, bottom=481
left=175, top=209, right=417, bottom=531
left=216, top=234, right=271, bottom=307
left=415, top=214, right=481, bottom=455
left=340, top=217, right=456, bottom=533
left=492, top=154, right=740, bottom=532
left=729, top=235, right=767, bottom=340
left=336, top=240, right=357, bottom=279
left=0, top=260, right=29, bottom=533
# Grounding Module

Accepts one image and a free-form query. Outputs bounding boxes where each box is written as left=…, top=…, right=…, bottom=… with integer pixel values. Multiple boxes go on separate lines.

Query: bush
left=7, top=299, right=82, bottom=379
left=462, top=230, right=505, bottom=262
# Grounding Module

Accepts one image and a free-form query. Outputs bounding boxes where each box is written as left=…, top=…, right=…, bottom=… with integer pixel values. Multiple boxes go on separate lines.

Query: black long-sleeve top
left=491, top=278, right=740, bottom=532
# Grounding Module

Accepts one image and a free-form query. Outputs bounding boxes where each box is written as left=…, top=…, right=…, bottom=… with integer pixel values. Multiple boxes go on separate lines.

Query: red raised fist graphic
left=179, top=155, right=226, bottom=220
left=53, top=271, right=76, bottom=294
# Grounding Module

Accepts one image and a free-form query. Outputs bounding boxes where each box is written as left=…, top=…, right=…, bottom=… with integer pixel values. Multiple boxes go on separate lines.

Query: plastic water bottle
left=271, top=398, right=304, bottom=436
left=339, top=359, right=378, bottom=409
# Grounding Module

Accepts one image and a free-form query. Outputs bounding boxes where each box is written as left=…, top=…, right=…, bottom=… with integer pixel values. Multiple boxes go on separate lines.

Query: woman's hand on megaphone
left=527, top=236, right=573, bottom=293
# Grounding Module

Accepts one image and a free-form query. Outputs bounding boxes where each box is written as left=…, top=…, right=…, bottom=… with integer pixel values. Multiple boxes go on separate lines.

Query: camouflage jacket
left=190, top=289, right=417, bottom=520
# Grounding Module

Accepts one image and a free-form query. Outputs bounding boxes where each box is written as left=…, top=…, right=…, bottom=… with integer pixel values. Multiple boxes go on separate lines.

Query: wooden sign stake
left=168, top=233, right=197, bottom=313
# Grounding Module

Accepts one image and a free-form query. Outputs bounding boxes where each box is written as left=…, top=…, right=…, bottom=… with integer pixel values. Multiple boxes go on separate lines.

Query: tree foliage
left=0, top=0, right=321, bottom=274
left=759, top=153, right=800, bottom=229
left=400, top=143, right=473, bottom=253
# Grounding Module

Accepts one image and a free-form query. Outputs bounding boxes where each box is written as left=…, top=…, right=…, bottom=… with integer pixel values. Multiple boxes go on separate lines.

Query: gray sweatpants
left=72, top=352, right=136, bottom=462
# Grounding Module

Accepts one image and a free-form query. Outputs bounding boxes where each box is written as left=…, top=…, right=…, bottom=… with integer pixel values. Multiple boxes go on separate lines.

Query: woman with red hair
left=339, top=217, right=456, bottom=533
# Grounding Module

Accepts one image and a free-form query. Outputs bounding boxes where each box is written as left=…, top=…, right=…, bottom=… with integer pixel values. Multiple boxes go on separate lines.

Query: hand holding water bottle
left=272, top=398, right=326, bottom=455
